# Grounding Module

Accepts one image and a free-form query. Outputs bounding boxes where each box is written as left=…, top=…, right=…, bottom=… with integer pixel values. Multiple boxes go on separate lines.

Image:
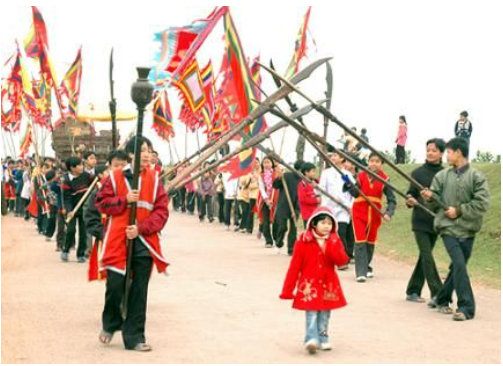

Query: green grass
left=378, top=163, right=501, bottom=289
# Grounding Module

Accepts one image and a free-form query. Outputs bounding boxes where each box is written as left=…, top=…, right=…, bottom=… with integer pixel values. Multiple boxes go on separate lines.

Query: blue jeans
left=305, top=311, right=331, bottom=344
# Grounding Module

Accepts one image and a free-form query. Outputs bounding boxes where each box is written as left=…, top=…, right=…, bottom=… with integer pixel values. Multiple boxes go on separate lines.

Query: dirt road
left=1, top=213, right=501, bottom=363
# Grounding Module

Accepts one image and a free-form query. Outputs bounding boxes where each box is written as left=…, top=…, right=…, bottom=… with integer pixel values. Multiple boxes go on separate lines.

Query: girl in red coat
left=280, top=207, right=348, bottom=354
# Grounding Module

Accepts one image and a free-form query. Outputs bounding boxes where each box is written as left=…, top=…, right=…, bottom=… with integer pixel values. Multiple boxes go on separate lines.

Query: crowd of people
left=0, top=118, right=490, bottom=354
left=163, top=133, right=490, bottom=354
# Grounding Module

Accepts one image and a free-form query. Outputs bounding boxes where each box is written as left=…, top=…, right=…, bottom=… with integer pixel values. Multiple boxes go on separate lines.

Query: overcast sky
left=1, top=2, right=502, bottom=163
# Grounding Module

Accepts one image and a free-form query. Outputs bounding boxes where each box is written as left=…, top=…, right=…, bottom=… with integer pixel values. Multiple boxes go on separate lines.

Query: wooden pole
left=259, top=62, right=448, bottom=210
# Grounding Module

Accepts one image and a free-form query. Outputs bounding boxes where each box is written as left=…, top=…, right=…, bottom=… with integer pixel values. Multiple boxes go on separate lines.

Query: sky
left=1, top=2, right=502, bottom=163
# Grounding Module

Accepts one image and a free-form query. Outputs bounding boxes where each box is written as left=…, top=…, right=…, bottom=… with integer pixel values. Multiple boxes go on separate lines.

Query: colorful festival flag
left=218, top=10, right=266, bottom=179
left=151, top=7, right=228, bottom=88
left=285, top=7, right=315, bottom=80
left=24, top=6, right=66, bottom=118
left=19, top=122, right=33, bottom=157
left=60, top=47, right=83, bottom=118
left=173, top=59, right=206, bottom=113
left=23, top=6, right=49, bottom=58
left=152, top=90, right=175, bottom=140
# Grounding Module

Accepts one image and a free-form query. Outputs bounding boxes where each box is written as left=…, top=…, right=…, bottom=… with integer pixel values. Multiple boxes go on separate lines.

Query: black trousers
left=171, top=190, right=180, bottom=211
left=179, top=188, right=187, bottom=212
left=406, top=231, right=443, bottom=298
left=224, top=199, right=235, bottom=227
left=15, top=195, right=23, bottom=215
left=354, top=242, right=375, bottom=278
left=199, top=195, right=214, bottom=221
left=246, top=198, right=256, bottom=233
left=196, top=193, right=203, bottom=215
left=338, top=222, right=354, bottom=260
left=273, top=215, right=298, bottom=254
left=436, top=236, right=476, bottom=319
left=56, top=211, right=66, bottom=250
left=239, top=201, right=250, bottom=230
left=395, top=145, right=406, bottom=164
left=261, top=204, right=274, bottom=245
left=37, top=204, right=46, bottom=233
left=102, top=256, right=153, bottom=349
left=44, top=205, right=58, bottom=238
left=186, top=192, right=196, bottom=213
left=22, top=198, right=30, bottom=220
left=217, top=192, right=225, bottom=223
left=63, top=211, right=87, bottom=257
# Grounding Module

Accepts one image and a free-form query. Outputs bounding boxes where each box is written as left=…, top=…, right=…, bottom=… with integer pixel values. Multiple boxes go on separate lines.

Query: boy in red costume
left=297, top=162, right=321, bottom=228
left=350, top=152, right=396, bottom=282
left=96, top=137, right=169, bottom=352
left=280, top=207, right=348, bottom=354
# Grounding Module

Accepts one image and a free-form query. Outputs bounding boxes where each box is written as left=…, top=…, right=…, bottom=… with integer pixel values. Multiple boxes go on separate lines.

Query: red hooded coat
left=280, top=206, right=348, bottom=311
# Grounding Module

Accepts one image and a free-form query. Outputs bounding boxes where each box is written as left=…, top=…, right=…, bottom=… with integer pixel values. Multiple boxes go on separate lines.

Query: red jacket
left=297, top=180, right=320, bottom=221
left=96, top=166, right=169, bottom=276
left=280, top=207, right=348, bottom=311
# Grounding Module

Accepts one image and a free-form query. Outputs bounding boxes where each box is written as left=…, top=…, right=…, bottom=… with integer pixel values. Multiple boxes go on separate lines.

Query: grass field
left=378, top=163, right=501, bottom=289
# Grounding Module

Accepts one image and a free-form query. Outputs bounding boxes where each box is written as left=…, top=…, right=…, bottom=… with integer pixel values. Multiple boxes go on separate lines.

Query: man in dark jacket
left=422, top=137, right=490, bottom=321
left=272, top=161, right=302, bottom=256
left=405, top=138, right=445, bottom=304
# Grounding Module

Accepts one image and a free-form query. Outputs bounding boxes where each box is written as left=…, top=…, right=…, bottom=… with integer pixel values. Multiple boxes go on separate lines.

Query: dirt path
left=1, top=213, right=501, bottom=363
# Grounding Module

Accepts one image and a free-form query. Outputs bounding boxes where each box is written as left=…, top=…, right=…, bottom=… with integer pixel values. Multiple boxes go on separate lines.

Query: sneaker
left=60, top=252, right=69, bottom=262
left=437, top=306, right=453, bottom=315
left=356, top=276, right=367, bottom=283
left=453, top=311, right=468, bottom=321
left=349, top=258, right=355, bottom=264
left=338, top=264, right=349, bottom=271
left=366, top=271, right=374, bottom=278
left=45, top=237, right=52, bottom=242
left=305, top=339, right=318, bottom=354
left=427, top=297, right=438, bottom=309
left=265, top=243, right=273, bottom=248
left=226, top=226, right=231, bottom=231
left=406, top=294, right=426, bottom=303
left=77, top=257, right=86, bottom=263
left=234, top=226, right=240, bottom=232
left=319, top=342, right=332, bottom=351
left=130, top=342, right=152, bottom=352
left=240, top=229, right=247, bottom=233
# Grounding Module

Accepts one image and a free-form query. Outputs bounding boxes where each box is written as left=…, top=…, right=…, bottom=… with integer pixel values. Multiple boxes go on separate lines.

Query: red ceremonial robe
left=96, top=166, right=170, bottom=277
left=351, top=170, right=388, bottom=245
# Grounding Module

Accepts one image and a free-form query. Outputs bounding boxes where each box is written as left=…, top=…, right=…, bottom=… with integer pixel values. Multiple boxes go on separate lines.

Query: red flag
left=60, top=47, right=83, bottom=118
left=152, top=90, right=175, bottom=140
left=24, top=6, right=49, bottom=58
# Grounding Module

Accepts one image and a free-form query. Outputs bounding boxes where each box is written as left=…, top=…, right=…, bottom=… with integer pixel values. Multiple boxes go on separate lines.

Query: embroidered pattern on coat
left=298, top=279, right=318, bottom=302
left=323, top=283, right=340, bottom=302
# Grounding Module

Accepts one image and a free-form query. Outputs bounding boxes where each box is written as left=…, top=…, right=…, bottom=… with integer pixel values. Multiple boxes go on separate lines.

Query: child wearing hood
left=280, top=207, right=348, bottom=354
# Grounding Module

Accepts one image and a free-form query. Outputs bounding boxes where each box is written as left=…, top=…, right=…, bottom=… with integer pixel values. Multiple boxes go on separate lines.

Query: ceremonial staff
left=258, top=62, right=449, bottom=211
left=109, top=48, right=118, bottom=149
left=268, top=107, right=385, bottom=217
left=164, top=58, right=331, bottom=192
left=121, top=67, right=154, bottom=319
left=65, top=176, right=99, bottom=224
